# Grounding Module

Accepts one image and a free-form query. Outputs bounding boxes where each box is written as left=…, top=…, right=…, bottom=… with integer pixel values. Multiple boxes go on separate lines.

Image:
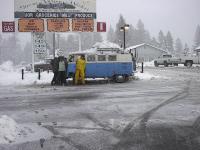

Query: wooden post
left=141, top=62, right=144, bottom=73
left=38, top=69, right=41, bottom=80
left=22, top=69, right=24, bottom=80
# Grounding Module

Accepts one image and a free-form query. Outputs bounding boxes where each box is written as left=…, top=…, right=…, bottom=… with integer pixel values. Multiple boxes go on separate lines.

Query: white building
left=126, top=43, right=168, bottom=62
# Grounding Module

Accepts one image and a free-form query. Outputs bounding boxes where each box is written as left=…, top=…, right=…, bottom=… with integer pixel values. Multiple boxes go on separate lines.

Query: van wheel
left=113, top=75, right=126, bottom=83
left=154, top=61, right=159, bottom=67
left=164, top=61, right=168, bottom=67
left=173, top=63, right=178, bottom=66
left=186, top=61, right=193, bottom=67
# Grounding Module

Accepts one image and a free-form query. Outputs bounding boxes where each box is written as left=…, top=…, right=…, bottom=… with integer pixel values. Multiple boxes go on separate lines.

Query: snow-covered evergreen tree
left=183, top=43, right=190, bottom=55
left=193, top=25, right=200, bottom=49
left=135, top=19, right=146, bottom=44
left=114, top=14, right=126, bottom=46
left=175, top=38, right=183, bottom=56
left=165, top=31, right=174, bottom=53
left=151, top=37, right=159, bottom=48
left=158, top=30, right=167, bottom=50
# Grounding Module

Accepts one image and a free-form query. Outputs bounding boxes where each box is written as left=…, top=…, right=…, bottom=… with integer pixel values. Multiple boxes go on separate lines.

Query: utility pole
left=53, top=32, right=56, bottom=58
left=78, top=33, right=81, bottom=52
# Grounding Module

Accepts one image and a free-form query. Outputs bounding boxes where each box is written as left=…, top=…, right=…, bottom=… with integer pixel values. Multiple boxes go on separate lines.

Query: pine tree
left=135, top=19, right=146, bottom=44
left=165, top=31, right=174, bottom=53
left=151, top=37, right=159, bottom=47
left=158, top=30, right=167, bottom=50
left=175, top=38, right=183, bottom=56
left=114, top=14, right=126, bottom=46
left=144, top=30, right=151, bottom=44
left=193, top=25, right=200, bottom=49
left=183, top=43, right=190, bottom=55
left=126, top=25, right=137, bottom=47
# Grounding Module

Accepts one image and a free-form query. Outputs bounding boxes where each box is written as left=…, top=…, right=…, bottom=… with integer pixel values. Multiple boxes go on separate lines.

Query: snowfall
left=1, top=60, right=200, bottom=150
left=0, top=60, right=161, bottom=145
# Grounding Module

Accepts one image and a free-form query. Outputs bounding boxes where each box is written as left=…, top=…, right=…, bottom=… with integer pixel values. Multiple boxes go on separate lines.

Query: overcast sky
left=0, top=0, right=200, bottom=47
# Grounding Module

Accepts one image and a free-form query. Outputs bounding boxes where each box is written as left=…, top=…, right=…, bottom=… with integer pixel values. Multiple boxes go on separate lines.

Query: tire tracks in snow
left=113, top=80, right=191, bottom=149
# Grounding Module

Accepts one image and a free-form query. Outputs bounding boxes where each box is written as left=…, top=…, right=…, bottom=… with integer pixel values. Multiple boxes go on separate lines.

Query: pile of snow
left=0, top=115, right=20, bottom=144
left=0, top=115, right=52, bottom=144
left=137, top=61, right=155, bottom=67
left=0, top=61, right=53, bottom=86
left=135, top=71, right=161, bottom=80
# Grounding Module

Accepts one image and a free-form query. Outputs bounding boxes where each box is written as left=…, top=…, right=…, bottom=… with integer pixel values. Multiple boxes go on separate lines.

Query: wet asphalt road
left=0, top=66, right=200, bottom=150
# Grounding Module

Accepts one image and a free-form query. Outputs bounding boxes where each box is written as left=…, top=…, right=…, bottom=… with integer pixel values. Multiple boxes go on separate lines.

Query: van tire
left=186, top=61, right=193, bottom=67
left=154, top=61, right=159, bottom=67
left=164, top=61, right=168, bottom=67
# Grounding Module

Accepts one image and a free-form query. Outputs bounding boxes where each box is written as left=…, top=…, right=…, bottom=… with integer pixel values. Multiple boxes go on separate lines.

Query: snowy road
left=0, top=67, right=200, bottom=150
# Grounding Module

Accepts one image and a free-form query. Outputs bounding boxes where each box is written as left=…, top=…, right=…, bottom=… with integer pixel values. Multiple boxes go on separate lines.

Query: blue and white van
left=67, top=51, right=134, bottom=82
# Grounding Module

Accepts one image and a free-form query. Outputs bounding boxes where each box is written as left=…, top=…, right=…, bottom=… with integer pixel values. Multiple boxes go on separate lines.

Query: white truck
left=178, top=55, right=200, bottom=67
left=154, top=54, right=181, bottom=67
left=154, top=53, right=200, bottom=67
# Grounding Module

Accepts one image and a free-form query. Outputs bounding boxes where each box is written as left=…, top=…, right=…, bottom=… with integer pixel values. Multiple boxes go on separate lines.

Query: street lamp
left=120, top=24, right=129, bottom=50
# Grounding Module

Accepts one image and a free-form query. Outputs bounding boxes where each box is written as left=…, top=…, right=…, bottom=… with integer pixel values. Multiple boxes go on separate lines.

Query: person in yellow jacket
left=75, top=55, right=86, bottom=85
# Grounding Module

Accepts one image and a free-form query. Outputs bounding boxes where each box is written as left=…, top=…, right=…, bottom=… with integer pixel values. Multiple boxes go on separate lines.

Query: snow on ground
left=0, top=115, right=52, bottom=144
left=134, top=71, right=163, bottom=80
left=0, top=61, right=53, bottom=86
left=0, top=61, right=167, bottom=86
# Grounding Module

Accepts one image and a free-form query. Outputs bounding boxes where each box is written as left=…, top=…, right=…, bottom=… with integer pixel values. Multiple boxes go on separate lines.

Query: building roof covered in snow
left=92, top=41, right=121, bottom=49
left=195, top=46, right=200, bottom=51
left=126, top=43, right=167, bottom=53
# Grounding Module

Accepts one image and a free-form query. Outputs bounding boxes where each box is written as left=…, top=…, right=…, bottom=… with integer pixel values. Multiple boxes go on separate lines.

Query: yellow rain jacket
left=75, top=57, right=86, bottom=85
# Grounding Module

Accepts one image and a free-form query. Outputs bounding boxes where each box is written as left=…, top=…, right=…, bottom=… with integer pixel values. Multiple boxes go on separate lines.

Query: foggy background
left=0, top=0, right=199, bottom=64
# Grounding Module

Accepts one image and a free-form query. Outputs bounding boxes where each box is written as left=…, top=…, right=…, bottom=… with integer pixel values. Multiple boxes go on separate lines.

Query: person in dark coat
left=51, top=57, right=59, bottom=85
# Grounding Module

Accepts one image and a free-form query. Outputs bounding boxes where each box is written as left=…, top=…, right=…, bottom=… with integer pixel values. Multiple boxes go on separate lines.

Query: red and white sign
left=2, top=22, right=15, bottom=32
left=97, top=22, right=106, bottom=32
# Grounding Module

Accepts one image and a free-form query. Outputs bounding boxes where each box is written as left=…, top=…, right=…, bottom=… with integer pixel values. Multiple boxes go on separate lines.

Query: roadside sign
left=32, top=32, right=46, bottom=54
left=15, top=0, right=96, bottom=32
left=2, top=22, right=15, bottom=32
left=72, top=19, right=94, bottom=32
left=47, top=18, right=70, bottom=32
left=18, top=19, right=44, bottom=32
left=97, top=22, right=106, bottom=32
left=14, top=0, right=96, bottom=19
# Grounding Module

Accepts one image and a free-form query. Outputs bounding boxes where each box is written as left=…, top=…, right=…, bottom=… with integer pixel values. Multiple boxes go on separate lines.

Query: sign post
left=31, top=32, right=47, bottom=72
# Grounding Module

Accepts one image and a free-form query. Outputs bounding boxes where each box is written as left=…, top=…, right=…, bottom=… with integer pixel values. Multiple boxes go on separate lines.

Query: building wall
left=130, top=45, right=167, bottom=62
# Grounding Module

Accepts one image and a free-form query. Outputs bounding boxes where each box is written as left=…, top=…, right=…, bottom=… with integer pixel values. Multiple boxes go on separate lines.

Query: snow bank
left=0, top=61, right=53, bottom=86
left=135, top=71, right=161, bottom=80
left=0, top=115, right=52, bottom=144
left=0, top=115, right=20, bottom=144
left=136, top=61, right=155, bottom=67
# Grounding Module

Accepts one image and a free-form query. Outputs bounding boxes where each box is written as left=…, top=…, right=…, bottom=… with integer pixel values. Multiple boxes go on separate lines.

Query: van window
left=108, top=55, right=117, bottom=61
left=87, top=55, right=96, bottom=62
left=98, top=55, right=106, bottom=61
